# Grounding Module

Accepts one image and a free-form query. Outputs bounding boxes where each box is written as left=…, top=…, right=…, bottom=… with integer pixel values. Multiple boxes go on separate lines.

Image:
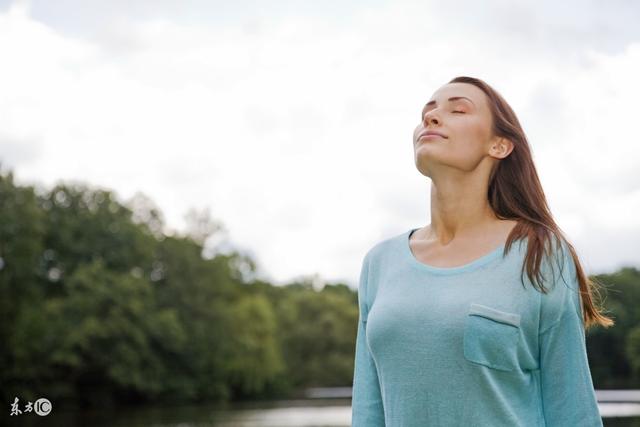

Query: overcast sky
left=1, top=0, right=639, bottom=287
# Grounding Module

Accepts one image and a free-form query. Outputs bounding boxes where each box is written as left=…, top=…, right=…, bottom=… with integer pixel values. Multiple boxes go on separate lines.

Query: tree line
left=1, top=168, right=639, bottom=410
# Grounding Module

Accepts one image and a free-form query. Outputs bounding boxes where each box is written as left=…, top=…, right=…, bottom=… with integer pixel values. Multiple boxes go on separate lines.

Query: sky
left=1, top=0, right=639, bottom=287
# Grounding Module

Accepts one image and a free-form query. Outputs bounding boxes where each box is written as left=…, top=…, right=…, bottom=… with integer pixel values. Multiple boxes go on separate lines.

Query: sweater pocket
left=463, top=303, right=521, bottom=372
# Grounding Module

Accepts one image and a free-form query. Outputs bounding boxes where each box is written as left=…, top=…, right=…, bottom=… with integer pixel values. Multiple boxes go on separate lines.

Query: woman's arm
left=538, top=241, right=603, bottom=427
left=351, top=252, right=385, bottom=426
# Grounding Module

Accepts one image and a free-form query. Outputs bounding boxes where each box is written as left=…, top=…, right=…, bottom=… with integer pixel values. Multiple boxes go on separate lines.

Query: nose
left=423, top=109, right=440, bottom=126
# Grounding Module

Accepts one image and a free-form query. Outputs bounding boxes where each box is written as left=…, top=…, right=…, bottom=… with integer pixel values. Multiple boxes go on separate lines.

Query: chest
left=365, top=266, right=541, bottom=372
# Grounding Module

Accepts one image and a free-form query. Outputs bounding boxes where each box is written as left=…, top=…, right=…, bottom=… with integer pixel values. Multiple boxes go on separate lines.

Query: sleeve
left=538, top=241, right=603, bottom=427
left=351, top=252, right=385, bottom=426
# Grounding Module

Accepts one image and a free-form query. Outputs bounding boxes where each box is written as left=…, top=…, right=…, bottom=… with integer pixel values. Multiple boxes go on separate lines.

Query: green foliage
left=272, top=283, right=359, bottom=389
left=40, top=183, right=157, bottom=280
left=44, top=260, right=186, bottom=399
left=0, top=168, right=361, bottom=408
left=4, top=165, right=637, bottom=409
left=627, top=326, right=640, bottom=380
left=225, top=295, right=285, bottom=396
left=586, top=267, right=640, bottom=388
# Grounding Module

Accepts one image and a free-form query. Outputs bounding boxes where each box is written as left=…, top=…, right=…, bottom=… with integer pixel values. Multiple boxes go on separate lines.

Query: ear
left=490, top=136, right=514, bottom=159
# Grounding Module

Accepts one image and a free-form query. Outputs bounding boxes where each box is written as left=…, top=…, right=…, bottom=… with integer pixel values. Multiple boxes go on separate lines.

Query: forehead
left=428, top=82, right=486, bottom=108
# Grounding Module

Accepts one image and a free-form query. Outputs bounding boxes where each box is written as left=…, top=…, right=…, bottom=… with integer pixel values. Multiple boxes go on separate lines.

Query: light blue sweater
left=351, top=228, right=603, bottom=427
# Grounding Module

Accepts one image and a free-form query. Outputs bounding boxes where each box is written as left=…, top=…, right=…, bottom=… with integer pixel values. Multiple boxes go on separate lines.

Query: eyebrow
left=422, top=96, right=475, bottom=113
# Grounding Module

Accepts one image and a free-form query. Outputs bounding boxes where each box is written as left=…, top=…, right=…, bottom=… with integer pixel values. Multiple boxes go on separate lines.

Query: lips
left=417, top=129, right=448, bottom=140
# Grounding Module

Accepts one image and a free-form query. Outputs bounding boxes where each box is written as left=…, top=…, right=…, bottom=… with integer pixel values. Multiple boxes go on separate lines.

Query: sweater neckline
left=403, top=228, right=506, bottom=275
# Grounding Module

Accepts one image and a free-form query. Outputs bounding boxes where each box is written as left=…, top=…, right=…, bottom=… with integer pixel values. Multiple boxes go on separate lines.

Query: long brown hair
left=448, top=76, right=614, bottom=331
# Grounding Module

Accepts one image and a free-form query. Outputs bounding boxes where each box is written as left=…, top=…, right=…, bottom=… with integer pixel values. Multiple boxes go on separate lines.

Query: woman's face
left=413, top=82, right=500, bottom=178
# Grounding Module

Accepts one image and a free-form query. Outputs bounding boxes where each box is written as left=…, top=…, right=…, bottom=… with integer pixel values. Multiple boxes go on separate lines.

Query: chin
left=414, top=159, right=434, bottom=178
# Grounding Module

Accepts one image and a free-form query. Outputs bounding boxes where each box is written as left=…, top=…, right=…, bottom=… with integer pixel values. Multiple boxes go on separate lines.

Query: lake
left=9, top=390, right=640, bottom=426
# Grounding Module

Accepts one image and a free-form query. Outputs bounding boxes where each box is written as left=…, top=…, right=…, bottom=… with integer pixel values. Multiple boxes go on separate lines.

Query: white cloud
left=1, top=0, right=639, bottom=286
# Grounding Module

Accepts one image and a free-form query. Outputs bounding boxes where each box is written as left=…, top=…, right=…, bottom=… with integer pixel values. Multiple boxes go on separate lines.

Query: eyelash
left=421, top=110, right=465, bottom=119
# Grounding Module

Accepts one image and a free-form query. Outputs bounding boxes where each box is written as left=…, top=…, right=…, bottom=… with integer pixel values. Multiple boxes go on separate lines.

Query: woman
left=351, top=76, right=614, bottom=426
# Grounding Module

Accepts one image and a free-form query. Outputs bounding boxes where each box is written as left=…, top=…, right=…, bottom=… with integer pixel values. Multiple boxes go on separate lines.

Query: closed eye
left=420, top=110, right=465, bottom=120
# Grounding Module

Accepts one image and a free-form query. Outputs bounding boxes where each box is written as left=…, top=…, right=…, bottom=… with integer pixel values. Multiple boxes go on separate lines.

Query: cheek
left=454, top=122, right=489, bottom=147
left=449, top=124, right=488, bottom=158
left=457, top=120, right=486, bottom=139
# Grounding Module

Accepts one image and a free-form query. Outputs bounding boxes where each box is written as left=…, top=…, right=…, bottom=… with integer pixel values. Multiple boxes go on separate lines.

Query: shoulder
left=541, top=237, right=578, bottom=291
left=358, top=228, right=409, bottom=300
left=361, top=228, right=409, bottom=266
left=537, top=236, right=583, bottom=333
